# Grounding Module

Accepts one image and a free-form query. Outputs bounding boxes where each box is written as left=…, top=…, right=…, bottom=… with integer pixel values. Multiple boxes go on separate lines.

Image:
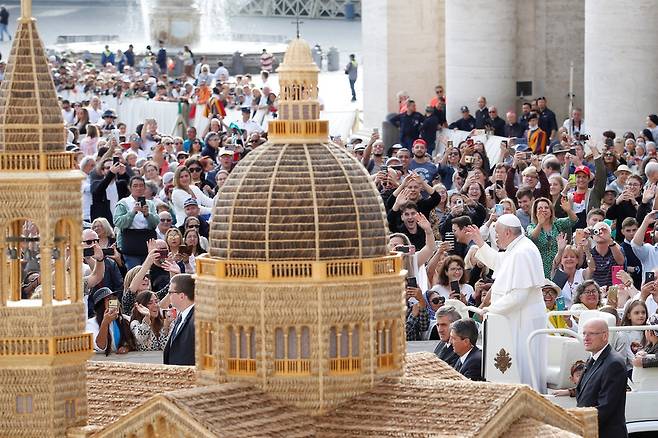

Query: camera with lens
left=588, top=227, right=602, bottom=236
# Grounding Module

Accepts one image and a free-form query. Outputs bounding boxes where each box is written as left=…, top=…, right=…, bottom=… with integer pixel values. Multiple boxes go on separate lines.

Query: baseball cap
left=460, top=106, right=469, bottom=113
left=574, top=165, right=591, bottom=178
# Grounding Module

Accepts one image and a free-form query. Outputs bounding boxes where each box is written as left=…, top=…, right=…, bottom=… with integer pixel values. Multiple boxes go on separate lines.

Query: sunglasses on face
left=187, top=224, right=200, bottom=228
left=83, top=239, right=99, bottom=245
left=160, top=218, right=172, bottom=222
left=188, top=167, right=203, bottom=173
left=431, top=297, right=444, bottom=305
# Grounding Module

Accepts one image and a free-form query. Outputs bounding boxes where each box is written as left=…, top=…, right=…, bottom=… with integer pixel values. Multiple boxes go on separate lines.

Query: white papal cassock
left=475, top=233, right=547, bottom=392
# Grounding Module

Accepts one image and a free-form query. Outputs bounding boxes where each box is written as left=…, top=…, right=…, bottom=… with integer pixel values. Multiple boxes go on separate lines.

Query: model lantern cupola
left=196, top=37, right=406, bottom=414
left=0, top=1, right=93, bottom=437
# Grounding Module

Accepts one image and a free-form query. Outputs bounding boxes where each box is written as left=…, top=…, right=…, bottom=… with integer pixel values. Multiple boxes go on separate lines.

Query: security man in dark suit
left=449, top=318, right=484, bottom=381
left=432, top=306, right=461, bottom=367
left=576, top=318, right=628, bottom=438
left=163, top=274, right=195, bottom=366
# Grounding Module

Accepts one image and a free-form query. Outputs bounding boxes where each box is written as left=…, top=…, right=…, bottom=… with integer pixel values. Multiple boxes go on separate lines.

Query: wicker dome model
left=208, top=43, right=387, bottom=262
left=0, top=3, right=66, bottom=154
left=208, top=142, right=389, bottom=261
left=196, top=37, right=405, bottom=415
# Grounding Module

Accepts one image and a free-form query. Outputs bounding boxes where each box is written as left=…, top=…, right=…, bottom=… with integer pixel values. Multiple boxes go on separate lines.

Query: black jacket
left=90, top=172, right=128, bottom=227
left=454, top=346, right=484, bottom=381
left=163, top=306, right=195, bottom=366
left=576, top=345, right=628, bottom=438
left=433, top=340, right=459, bottom=368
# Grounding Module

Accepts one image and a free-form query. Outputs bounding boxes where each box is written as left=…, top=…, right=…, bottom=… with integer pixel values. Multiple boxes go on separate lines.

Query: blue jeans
left=0, top=24, right=11, bottom=41
left=123, top=255, right=146, bottom=270
left=349, top=78, right=356, bottom=100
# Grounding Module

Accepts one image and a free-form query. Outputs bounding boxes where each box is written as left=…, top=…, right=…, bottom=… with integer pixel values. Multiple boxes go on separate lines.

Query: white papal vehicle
left=475, top=304, right=658, bottom=436
left=410, top=300, right=658, bottom=436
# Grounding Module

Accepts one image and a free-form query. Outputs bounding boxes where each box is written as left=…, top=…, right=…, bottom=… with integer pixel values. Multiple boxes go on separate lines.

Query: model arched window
left=328, top=324, right=361, bottom=374
left=227, top=325, right=256, bottom=375
left=375, top=320, right=395, bottom=369
left=274, top=326, right=311, bottom=375
left=200, top=322, right=215, bottom=369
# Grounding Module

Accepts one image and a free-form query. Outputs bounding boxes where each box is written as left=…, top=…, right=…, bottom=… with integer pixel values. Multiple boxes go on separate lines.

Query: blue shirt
left=409, top=160, right=438, bottom=185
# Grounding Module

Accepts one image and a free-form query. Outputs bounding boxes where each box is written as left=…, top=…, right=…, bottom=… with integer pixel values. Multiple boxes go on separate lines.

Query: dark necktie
left=585, top=356, right=595, bottom=370
left=456, top=359, right=463, bottom=371
left=171, top=314, right=183, bottom=339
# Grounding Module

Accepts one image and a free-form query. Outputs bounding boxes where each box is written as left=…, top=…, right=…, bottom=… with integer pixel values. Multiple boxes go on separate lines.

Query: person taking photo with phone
left=114, top=176, right=159, bottom=269
left=86, top=287, right=136, bottom=356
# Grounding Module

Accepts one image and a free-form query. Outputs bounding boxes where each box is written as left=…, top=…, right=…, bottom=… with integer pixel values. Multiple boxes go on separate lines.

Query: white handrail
left=524, top=324, right=658, bottom=392
left=526, top=328, right=581, bottom=392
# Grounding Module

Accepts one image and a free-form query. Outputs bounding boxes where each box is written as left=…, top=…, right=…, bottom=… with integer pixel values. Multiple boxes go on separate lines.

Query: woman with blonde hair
left=171, top=165, right=213, bottom=226
left=91, top=217, right=115, bottom=248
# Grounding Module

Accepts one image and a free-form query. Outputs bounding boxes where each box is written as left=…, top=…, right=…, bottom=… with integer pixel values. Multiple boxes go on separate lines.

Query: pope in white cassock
left=464, top=214, right=547, bottom=392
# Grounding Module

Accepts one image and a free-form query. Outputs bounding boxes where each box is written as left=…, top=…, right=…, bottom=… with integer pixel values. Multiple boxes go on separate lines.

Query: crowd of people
left=10, top=39, right=658, bottom=407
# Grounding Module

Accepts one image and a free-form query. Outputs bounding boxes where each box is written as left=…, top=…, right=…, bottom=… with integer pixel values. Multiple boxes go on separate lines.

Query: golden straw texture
left=0, top=18, right=66, bottom=153
left=86, top=361, right=196, bottom=428
left=209, top=141, right=389, bottom=261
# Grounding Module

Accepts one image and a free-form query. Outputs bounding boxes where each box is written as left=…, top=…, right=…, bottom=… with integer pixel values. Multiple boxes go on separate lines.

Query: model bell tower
left=196, top=37, right=406, bottom=415
left=0, top=1, right=93, bottom=437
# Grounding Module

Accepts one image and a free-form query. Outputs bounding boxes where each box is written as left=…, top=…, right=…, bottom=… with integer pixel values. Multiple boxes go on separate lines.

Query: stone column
left=445, top=0, right=517, bottom=122
left=362, top=0, right=445, bottom=129
left=585, top=0, right=658, bottom=138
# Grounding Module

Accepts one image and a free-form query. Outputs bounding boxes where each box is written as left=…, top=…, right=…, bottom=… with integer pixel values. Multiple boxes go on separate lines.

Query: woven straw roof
left=208, top=141, right=389, bottom=261
left=504, top=417, right=582, bottom=438
left=161, top=383, right=315, bottom=437
left=86, top=361, right=196, bottom=428
left=0, top=17, right=66, bottom=153
left=315, top=378, right=585, bottom=437
left=404, top=351, right=467, bottom=380
left=277, top=38, right=319, bottom=73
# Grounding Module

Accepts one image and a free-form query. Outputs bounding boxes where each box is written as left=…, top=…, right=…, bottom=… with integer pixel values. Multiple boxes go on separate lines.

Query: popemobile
left=449, top=301, right=658, bottom=435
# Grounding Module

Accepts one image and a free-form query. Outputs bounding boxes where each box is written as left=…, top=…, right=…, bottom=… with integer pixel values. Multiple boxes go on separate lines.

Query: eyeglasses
left=82, top=239, right=99, bottom=245
left=582, top=289, right=599, bottom=296
left=582, top=331, right=605, bottom=338
left=188, top=167, right=203, bottom=173
left=174, top=141, right=183, bottom=145
left=160, top=218, right=172, bottom=223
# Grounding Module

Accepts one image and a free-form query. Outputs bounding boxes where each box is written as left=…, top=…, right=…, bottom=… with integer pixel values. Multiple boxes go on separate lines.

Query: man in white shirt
left=61, top=99, right=75, bottom=125
left=630, top=210, right=658, bottom=276
left=213, top=61, right=229, bottom=82
left=562, top=107, right=587, bottom=138
left=86, top=96, right=104, bottom=124
left=236, top=107, right=263, bottom=137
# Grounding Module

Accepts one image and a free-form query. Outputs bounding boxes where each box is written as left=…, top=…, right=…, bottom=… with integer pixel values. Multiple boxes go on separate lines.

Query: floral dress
left=130, top=320, right=172, bottom=351
left=527, top=217, right=578, bottom=277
